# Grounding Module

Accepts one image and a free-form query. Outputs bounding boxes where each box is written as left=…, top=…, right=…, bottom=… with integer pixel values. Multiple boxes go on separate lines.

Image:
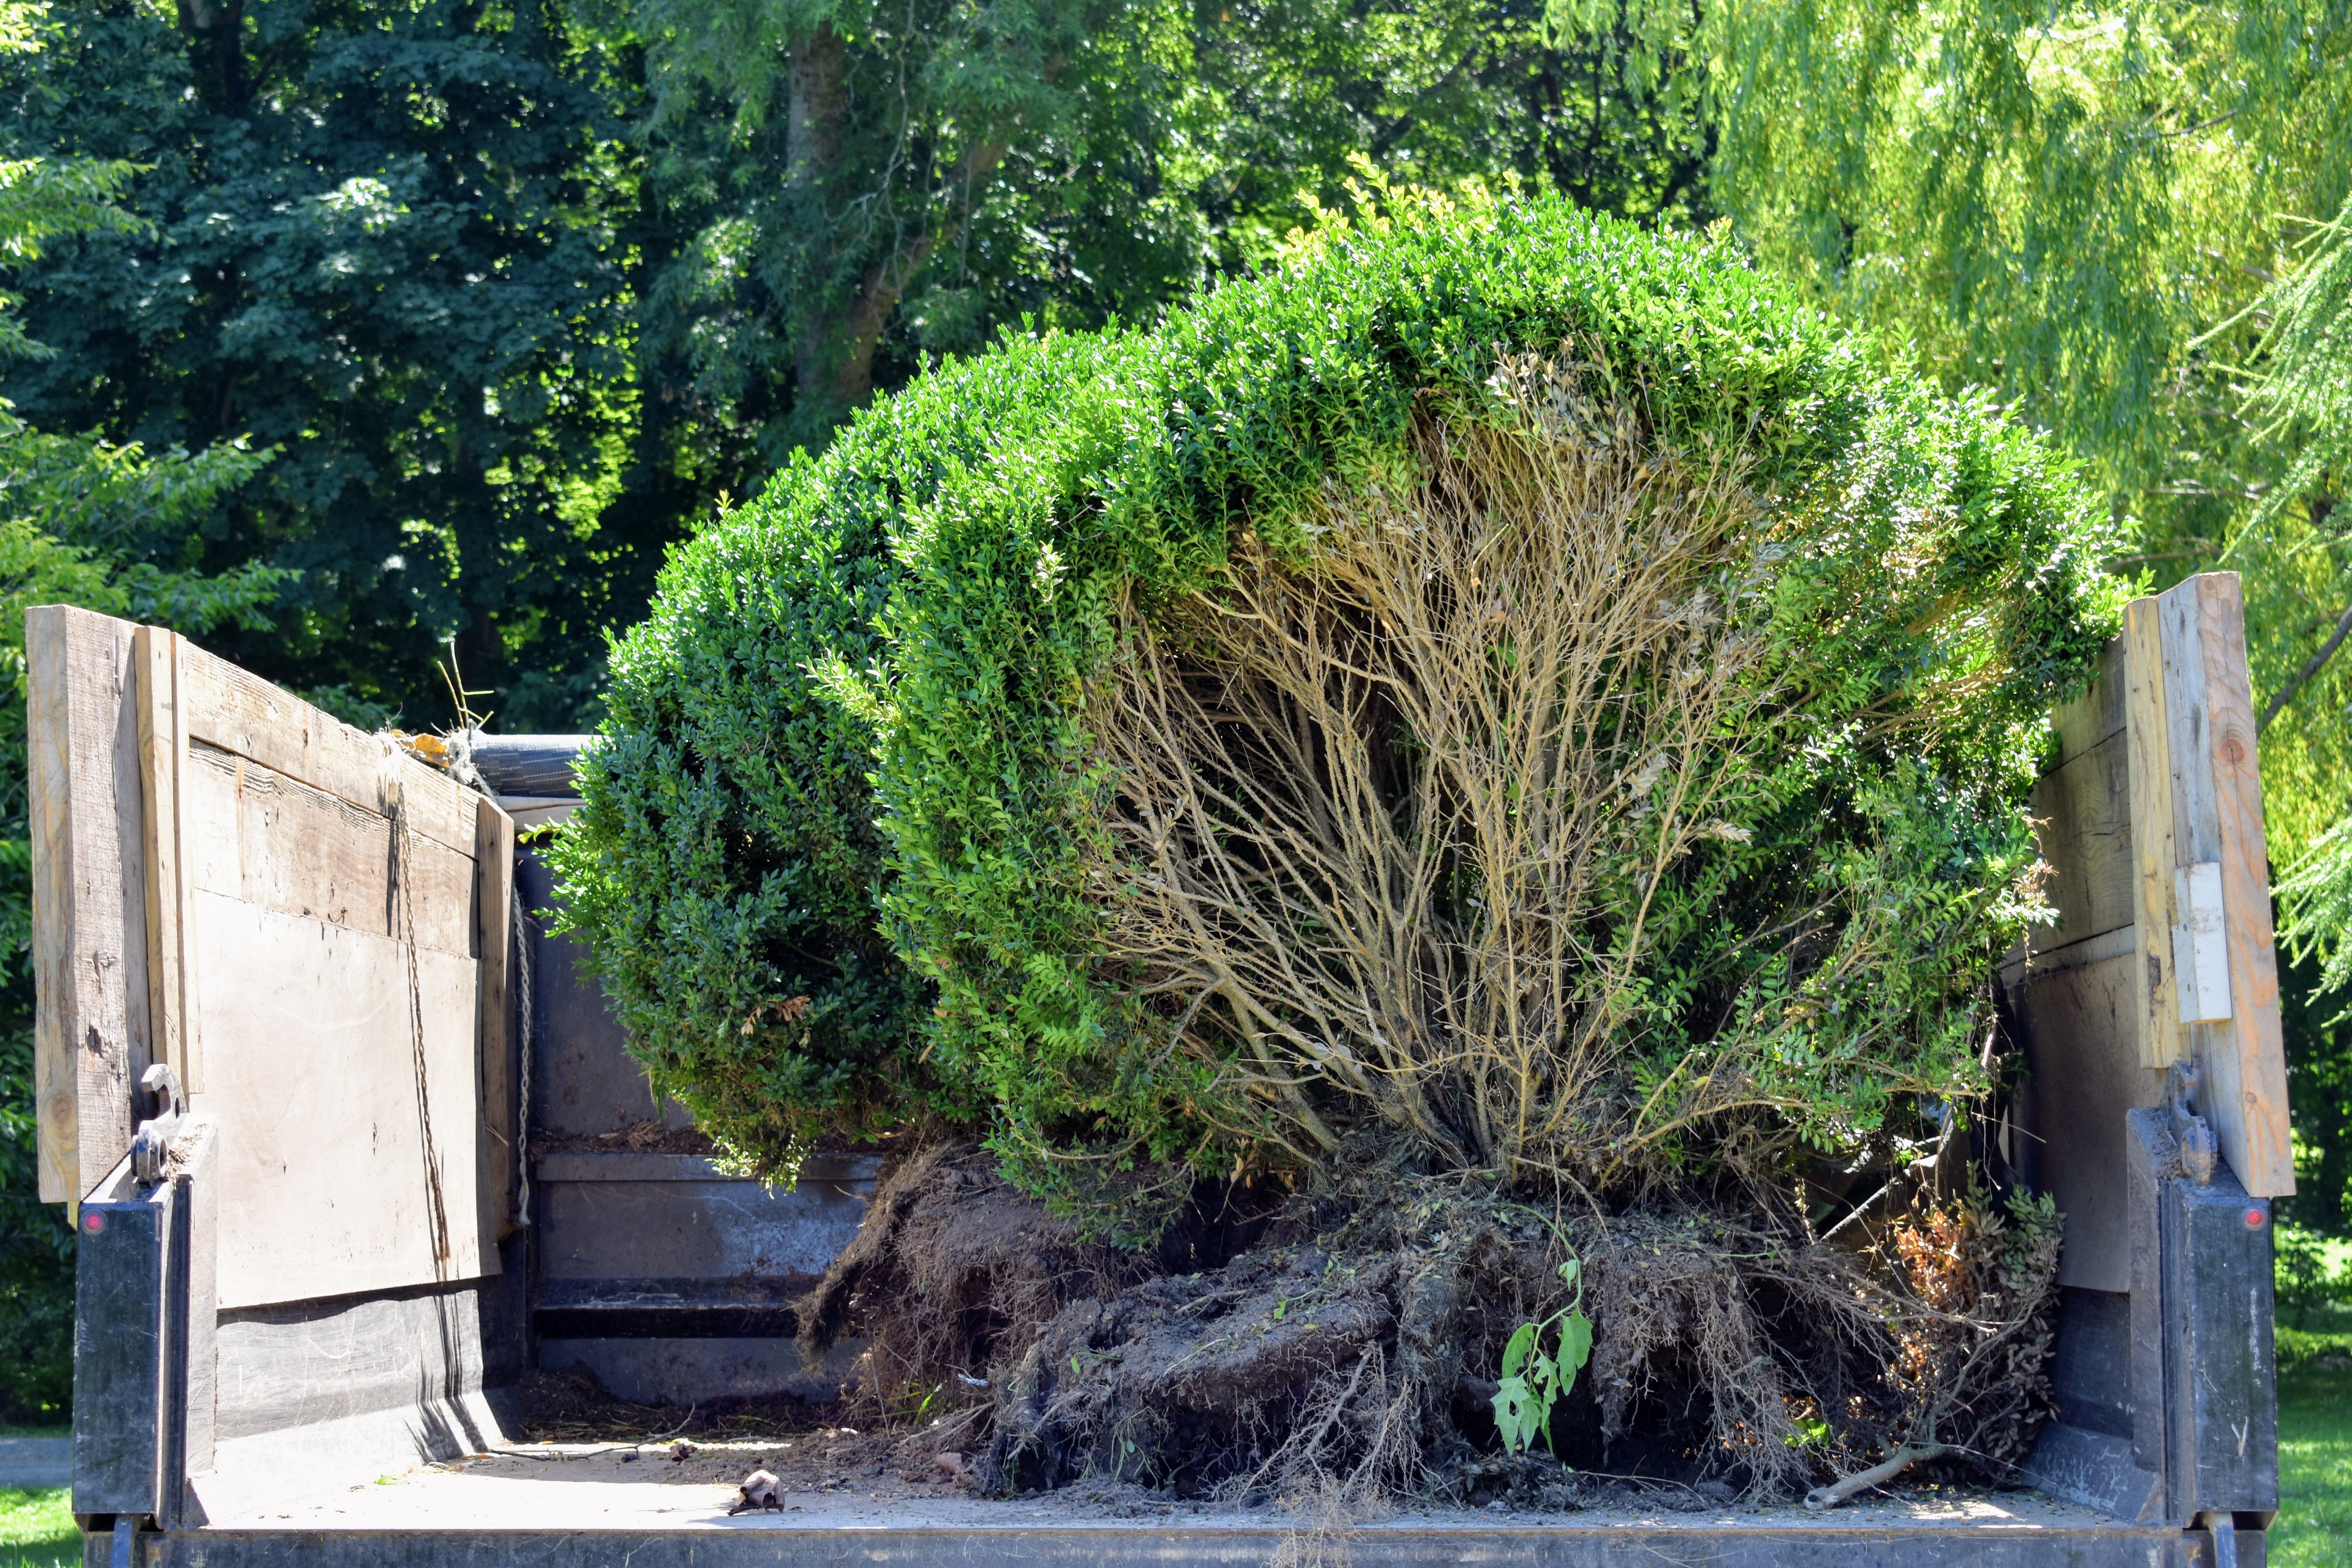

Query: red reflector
left=83, top=1212, right=104, bottom=1232
left=2245, top=1208, right=2267, bottom=1229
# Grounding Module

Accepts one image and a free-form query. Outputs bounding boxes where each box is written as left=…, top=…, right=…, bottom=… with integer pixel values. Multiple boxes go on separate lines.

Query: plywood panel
left=27, top=606, right=153, bottom=1203
left=2028, top=726, right=2133, bottom=949
left=191, top=892, right=491, bottom=1308
left=181, top=741, right=475, bottom=960
left=176, top=641, right=475, bottom=858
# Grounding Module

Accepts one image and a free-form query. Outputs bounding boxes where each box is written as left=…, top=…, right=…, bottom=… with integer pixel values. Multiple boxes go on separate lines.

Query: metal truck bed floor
left=106, top=1446, right=2253, bottom=1567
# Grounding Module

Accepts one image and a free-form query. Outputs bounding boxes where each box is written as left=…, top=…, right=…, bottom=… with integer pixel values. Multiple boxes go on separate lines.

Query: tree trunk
left=785, top=25, right=1014, bottom=425
left=175, top=0, right=250, bottom=113
left=788, top=25, right=857, bottom=421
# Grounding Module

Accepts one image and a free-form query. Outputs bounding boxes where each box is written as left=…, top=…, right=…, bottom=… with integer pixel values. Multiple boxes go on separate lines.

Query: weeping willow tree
left=1539, top=0, right=2352, bottom=856
left=2267, top=195, right=2352, bottom=978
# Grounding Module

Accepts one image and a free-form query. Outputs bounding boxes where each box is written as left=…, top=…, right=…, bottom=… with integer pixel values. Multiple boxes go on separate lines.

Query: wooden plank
left=189, top=891, right=491, bottom=1308
left=2053, top=632, right=2128, bottom=766
left=27, top=606, right=153, bottom=1204
left=2013, top=950, right=2172, bottom=1292
left=180, top=741, right=475, bottom=960
left=473, top=795, right=516, bottom=1247
left=2156, top=574, right=2294, bottom=1196
left=2027, top=726, right=2133, bottom=948
left=175, top=640, right=476, bottom=858
left=2124, top=598, right=2186, bottom=1069
left=27, top=613, right=73, bottom=1204
left=135, top=626, right=203, bottom=1094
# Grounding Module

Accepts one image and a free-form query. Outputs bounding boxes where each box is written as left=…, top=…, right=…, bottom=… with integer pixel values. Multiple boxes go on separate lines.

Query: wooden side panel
left=192, top=892, right=490, bottom=1308
left=179, top=742, right=475, bottom=960
left=27, top=606, right=152, bottom=1203
left=2014, top=948, right=2171, bottom=1293
left=2125, top=601, right=2186, bottom=1070
left=175, top=641, right=475, bottom=857
left=135, top=626, right=202, bottom=1094
left=2155, top=574, right=2293, bottom=1196
left=474, top=796, right=516, bottom=1249
left=2028, top=723, right=2133, bottom=949
left=2053, top=633, right=2130, bottom=767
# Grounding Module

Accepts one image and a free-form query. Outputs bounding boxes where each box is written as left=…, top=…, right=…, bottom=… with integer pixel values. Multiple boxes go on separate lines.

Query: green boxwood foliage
left=545, top=332, right=1144, bottom=1169
left=557, top=191, right=2121, bottom=1224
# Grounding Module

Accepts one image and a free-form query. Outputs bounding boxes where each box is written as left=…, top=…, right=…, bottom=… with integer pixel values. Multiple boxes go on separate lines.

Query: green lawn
left=2272, top=1323, right=2352, bottom=1568
left=0, top=1488, right=73, bottom=1568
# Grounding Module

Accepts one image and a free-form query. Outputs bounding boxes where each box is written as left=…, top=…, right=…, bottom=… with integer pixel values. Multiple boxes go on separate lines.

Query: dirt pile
left=792, top=1144, right=1161, bottom=1431
left=805, top=1156, right=2063, bottom=1509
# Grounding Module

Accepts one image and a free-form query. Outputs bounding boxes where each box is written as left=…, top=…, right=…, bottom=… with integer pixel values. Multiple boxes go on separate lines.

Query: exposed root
left=793, top=1143, right=1150, bottom=1423
left=797, top=1154, right=2062, bottom=1512
left=1804, top=1443, right=1947, bottom=1511
left=975, top=1175, right=1895, bottom=1505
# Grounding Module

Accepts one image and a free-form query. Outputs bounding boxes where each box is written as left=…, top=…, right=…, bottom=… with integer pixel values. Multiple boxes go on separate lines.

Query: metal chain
left=390, top=781, right=454, bottom=1270
left=511, top=880, right=535, bottom=1231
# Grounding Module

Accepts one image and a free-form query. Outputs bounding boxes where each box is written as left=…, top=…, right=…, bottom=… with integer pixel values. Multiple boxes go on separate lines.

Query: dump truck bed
left=133, top=1449, right=2241, bottom=1568
left=33, top=589, right=2290, bottom=1567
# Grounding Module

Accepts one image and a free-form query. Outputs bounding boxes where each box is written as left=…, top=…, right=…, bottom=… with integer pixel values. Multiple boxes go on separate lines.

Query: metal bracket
left=129, top=1065, right=183, bottom=1189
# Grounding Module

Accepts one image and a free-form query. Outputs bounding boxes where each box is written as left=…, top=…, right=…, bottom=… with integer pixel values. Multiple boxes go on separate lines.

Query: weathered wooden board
left=136, top=627, right=203, bottom=1094
left=2053, top=633, right=2129, bottom=768
left=2124, top=601, right=2186, bottom=1070
left=180, top=740, right=476, bottom=961
left=2014, top=949, right=2171, bottom=1293
left=474, top=797, right=516, bottom=1241
left=175, top=640, right=476, bottom=858
left=191, top=891, right=494, bottom=1307
left=27, top=606, right=153, bottom=1204
left=2028, top=725, right=2133, bottom=949
left=2156, top=575, right=2293, bottom=1197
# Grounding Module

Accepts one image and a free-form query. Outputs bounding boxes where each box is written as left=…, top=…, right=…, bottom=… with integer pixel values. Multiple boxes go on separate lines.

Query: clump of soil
left=983, top=1182, right=1887, bottom=1505
left=806, top=1152, right=2061, bottom=1511
left=791, top=1144, right=1162, bottom=1430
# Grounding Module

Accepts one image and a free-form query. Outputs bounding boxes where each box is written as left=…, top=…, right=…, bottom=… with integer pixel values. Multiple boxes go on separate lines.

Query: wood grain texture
left=2028, top=726, right=2133, bottom=949
left=2178, top=573, right=2293, bottom=1196
left=190, top=891, right=491, bottom=1308
left=2013, top=949, right=2171, bottom=1292
left=135, top=626, right=203, bottom=1094
left=180, top=741, right=475, bottom=960
left=27, top=612, right=73, bottom=1204
left=2053, top=633, right=2129, bottom=767
left=176, top=640, right=475, bottom=857
left=2124, top=599, right=2186, bottom=1069
left=473, top=795, right=516, bottom=1248
left=27, top=606, right=153, bottom=1204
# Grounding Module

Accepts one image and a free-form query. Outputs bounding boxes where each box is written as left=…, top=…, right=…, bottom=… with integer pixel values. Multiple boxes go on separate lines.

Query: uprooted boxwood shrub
left=544, top=331, right=1148, bottom=1167
left=555, top=190, right=2119, bottom=1209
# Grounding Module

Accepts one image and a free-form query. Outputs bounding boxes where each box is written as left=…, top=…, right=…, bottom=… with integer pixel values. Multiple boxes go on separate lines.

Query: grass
left=0, top=1487, right=73, bottom=1568
left=2273, top=1320, right=2352, bottom=1568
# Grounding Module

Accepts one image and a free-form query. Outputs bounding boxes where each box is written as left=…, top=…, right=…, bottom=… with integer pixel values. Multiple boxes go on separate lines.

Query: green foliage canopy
left=558, top=194, right=2121, bottom=1234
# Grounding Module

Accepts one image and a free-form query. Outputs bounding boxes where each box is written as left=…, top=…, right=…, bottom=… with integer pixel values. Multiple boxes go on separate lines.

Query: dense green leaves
left=563, top=195, right=2119, bottom=1235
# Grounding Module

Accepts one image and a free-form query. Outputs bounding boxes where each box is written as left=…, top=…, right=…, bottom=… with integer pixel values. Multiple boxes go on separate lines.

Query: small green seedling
left=1492, top=1254, right=1593, bottom=1457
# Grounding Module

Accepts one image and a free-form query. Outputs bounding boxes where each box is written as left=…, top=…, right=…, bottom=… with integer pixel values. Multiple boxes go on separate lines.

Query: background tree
left=0, top=0, right=284, bottom=1422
